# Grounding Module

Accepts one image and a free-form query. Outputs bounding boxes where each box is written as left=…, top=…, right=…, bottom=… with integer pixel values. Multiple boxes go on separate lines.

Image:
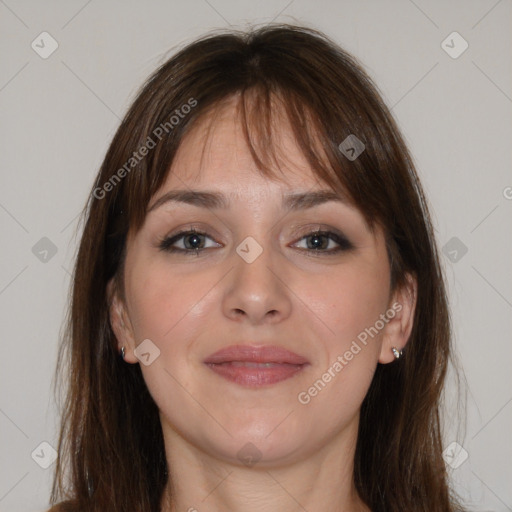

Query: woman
left=49, top=23, right=464, bottom=512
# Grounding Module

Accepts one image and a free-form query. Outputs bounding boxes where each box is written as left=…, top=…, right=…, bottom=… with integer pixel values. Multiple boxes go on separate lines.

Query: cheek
left=125, top=256, right=210, bottom=344
left=294, top=258, right=390, bottom=411
left=124, top=257, right=214, bottom=420
left=304, top=259, right=390, bottom=349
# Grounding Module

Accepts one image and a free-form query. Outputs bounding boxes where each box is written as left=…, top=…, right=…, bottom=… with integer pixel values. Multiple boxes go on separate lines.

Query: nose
left=221, top=239, right=292, bottom=325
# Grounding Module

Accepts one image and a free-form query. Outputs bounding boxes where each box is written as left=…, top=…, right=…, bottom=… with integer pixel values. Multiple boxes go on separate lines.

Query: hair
left=50, top=23, right=465, bottom=512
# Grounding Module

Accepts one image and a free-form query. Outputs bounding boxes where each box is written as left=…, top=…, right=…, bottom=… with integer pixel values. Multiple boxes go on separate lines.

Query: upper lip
left=204, top=345, right=309, bottom=365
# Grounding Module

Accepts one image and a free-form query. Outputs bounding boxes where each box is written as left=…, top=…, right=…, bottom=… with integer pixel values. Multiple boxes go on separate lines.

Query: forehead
left=162, top=94, right=327, bottom=194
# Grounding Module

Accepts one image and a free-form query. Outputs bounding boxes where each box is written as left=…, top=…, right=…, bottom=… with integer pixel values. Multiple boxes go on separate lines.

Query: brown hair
left=50, top=23, right=464, bottom=512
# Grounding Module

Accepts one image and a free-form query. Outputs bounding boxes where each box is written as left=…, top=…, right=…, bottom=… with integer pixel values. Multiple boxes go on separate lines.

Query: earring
left=391, top=346, right=402, bottom=359
left=120, top=346, right=126, bottom=359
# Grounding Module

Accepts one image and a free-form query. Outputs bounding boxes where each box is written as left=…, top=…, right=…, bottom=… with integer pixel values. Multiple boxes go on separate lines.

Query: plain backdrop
left=0, top=1, right=511, bottom=511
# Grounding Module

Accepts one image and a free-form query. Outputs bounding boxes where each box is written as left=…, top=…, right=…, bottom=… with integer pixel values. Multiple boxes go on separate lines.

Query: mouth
left=203, top=345, right=310, bottom=387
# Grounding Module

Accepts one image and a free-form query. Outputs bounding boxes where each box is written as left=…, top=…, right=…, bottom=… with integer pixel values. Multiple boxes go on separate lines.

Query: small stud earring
left=391, top=346, right=402, bottom=359
left=120, top=346, right=126, bottom=359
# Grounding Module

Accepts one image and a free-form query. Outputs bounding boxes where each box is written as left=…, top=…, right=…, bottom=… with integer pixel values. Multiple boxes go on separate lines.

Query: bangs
left=128, top=85, right=379, bottom=235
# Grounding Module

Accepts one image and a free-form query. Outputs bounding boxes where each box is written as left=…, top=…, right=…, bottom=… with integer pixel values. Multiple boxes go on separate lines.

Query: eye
left=158, top=227, right=353, bottom=256
left=292, top=230, right=353, bottom=255
left=158, top=228, right=221, bottom=255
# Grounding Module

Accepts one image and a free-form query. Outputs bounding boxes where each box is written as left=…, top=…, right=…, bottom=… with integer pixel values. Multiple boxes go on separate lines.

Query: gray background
left=0, top=1, right=511, bottom=511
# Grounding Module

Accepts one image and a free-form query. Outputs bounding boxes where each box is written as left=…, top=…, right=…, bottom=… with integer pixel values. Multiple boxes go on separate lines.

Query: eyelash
left=157, top=227, right=354, bottom=256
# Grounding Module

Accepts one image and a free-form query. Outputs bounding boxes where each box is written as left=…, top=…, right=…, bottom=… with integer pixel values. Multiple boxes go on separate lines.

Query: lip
left=204, top=345, right=310, bottom=387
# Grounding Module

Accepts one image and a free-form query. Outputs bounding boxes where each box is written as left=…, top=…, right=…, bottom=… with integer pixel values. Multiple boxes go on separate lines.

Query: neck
left=159, top=419, right=370, bottom=512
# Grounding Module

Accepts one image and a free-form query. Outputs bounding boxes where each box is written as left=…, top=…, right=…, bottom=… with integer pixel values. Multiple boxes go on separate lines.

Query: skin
left=108, top=95, right=417, bottom=512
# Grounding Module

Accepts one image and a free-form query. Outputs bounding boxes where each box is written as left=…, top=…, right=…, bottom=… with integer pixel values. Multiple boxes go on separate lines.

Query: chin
left=208, top=414, right=312, bottom=467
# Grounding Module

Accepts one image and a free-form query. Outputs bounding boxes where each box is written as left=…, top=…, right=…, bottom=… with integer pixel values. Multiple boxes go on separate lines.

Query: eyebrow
left=147, top=189, right=346, bottom=213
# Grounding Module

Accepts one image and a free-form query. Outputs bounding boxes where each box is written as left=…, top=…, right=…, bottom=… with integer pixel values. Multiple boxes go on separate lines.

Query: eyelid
left=289, top=224, right=351, bottom=242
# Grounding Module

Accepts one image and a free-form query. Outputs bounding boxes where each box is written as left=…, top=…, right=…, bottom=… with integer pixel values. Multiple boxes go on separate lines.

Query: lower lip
left=205, top=361, right=307, bottom=387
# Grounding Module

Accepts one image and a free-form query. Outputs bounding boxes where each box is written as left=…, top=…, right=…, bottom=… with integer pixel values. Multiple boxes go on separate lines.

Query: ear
left=106, top=278, right=138, bottom=364
left=378, top=273, right=417, bottom=364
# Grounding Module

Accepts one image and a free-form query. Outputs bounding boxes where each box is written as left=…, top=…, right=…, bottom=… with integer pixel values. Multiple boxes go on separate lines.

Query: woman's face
left=110, top=96, right=412, bottom=467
